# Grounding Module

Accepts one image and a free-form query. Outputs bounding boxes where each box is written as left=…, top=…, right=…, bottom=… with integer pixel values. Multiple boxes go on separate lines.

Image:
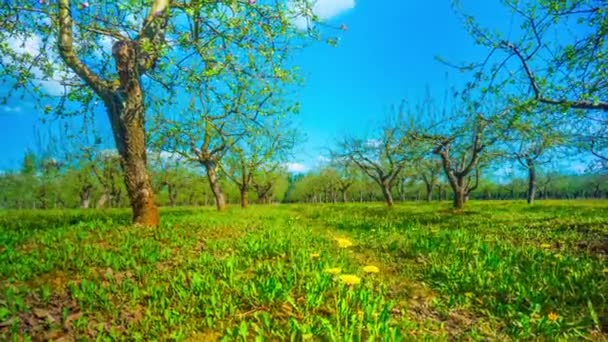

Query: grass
left=0, top=200, right=607, bottom=340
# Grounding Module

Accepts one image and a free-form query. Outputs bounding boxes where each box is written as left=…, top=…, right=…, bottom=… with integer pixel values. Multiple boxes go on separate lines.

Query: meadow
left=0, top=201, right=607, bottom=341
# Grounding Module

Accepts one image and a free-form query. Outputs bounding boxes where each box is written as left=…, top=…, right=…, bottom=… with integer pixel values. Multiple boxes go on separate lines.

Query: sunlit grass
left=0, top=200, right=606, bottom=340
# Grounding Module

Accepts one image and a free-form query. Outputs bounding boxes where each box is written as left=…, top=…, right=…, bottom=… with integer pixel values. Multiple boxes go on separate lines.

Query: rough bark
left=454, top=188, right=465, bottom=209
left=167, top=183, right=177, bottom=206
left=103, top=86, right=158, bottom=224
left=57, top=0, right=167, bottom=226
left=380, top=182, right=394, bottom=207
left=79, top=184, right=92, bottom=209
left=425, top=182, right=433, bottom=202
left=240, top=187, right=249, bottom=208
left=205, top=164, right=226, bottom=211
left=526, top=158, right=537, bottom=205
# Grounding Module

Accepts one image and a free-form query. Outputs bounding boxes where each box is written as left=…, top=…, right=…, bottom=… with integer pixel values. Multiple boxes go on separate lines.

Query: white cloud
left=1, top=106, right=22, bottom=113
left=99, top=149, right=120, bottom=158
left=98, top=36, right=115, bottom=57
left=4, top=34, right=67, bottom=96
left=365, top=139, right=381, bottom=148
left=291, top=0, right=355, bottom=30
left=285, top=162, right=308, bottom=173
left=568, top=162, right=587, bottom=174
left=317, top=155, right=331, bottom=163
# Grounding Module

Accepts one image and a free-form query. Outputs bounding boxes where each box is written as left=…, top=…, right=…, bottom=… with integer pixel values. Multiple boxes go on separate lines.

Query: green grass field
left=1, top=201, right=607, bottom=341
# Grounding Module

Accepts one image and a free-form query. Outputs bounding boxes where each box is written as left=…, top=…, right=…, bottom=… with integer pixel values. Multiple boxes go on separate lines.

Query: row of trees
left=0, top=148, right=290, bottom=210
left=329, top=0, right=607, bottom=209
left=0, top=0, right=605, bottom=220
left=284, top=167, right=607, bottom=204
left=1, top=144, right=604, bottom=210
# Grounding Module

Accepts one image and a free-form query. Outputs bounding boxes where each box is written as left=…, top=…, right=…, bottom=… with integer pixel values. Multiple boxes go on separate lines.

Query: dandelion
left=464, top=292, right=474, bottom=298
left=548, top=312, right=559, bottom=322
left=540, top=243, right=552, bottom=249
left=339, top=274, right=361, bottom=286
left=324, top=267, right=342, bottom=275
left=335, top=238, right=353, bottom=248
left=363, top=265, right=380, bottom=273
left=357, top=310, right=364, bottom=319
left=310, top=252, right=320, bottom=258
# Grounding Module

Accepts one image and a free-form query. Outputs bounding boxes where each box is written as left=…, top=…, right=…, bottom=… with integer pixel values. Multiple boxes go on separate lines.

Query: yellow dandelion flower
left=363, top=265, right=380, bottom=273
left=310, top=252, right=320, bottom=258
left=464, top=292, right=474, bottom=298
left=339, top=274, right=361, bottom=286
left=547, top=312, right=558, bottom=322
left=540, top=243, right=552, bottom=249
left=324, top=267, right=342, bottom=275
left=335, top=238, right=353, bottom=248
left=357, top=310, right=364, bottom=319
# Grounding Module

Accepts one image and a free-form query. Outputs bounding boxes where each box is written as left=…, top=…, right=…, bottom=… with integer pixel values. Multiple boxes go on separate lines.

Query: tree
left=252, top=168, right=289, bottom=204
left=327, top=158, right=358, bottom=203
left=422, top=106, right=511, bottom=209
left=1, top=0, right=308, bottom=225
left=336, top=104, right=420, bottom=207
left=419, top=159, right=442, bottom=201
left=222, top=122, right=296, bottom=208
left=451, top=0, right=607, bottom=162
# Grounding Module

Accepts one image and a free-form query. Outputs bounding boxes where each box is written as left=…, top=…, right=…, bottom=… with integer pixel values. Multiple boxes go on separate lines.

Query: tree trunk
left=97, top=193, right=110, bottom=208
left=451, top=177, right=466, bottom=209
left=205, top=164, right=226, bottom=211
left=342, top=190, right=348, bottom=203
left=526, top=160, right=536, bottom=205
left=453, top=189, right=465, bottom=209
left=168, top=184, right=177, bottom=207
left=380, top=183, right=394, bottom=207
left=79, top=184, right=92, bottom=209
left=103, top=47, right=159, bottom=226
left=425, top=183, right=433, bottom=202
left=240, top=187, right=248, bottom=208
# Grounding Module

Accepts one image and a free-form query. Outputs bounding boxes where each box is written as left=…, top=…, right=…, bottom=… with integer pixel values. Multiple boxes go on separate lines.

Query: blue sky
left=0, top=0, right=588, bottom=174
left=286, top=0, right=508, bottom=172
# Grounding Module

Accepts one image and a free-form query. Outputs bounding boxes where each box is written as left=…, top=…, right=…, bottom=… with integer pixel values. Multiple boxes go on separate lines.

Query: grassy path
left=0, top=201, right=607, bottom=340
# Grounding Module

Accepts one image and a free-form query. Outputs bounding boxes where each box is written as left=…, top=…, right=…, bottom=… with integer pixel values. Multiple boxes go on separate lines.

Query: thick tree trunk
left=240, top=187, right=249, bottom=208
left=380, top=183, right=394, bottom=207
left=205, top=165, right=226, bottom=211
left=453, top=189, right=465, bottom=209
left=342, top=190, right=348, bottom=203
left=526, top=161, right=536, bottom=205
left=425, top=183, right=433, bottom=202
left=451, top=177, right=466, bottom=209
left=103, top=42, right=159, bottom=226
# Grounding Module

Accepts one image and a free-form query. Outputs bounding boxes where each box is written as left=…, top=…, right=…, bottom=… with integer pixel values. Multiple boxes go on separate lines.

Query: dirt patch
left=0, top=290, right=81, bottom=341
left=576, top=236, right=608, bottom=256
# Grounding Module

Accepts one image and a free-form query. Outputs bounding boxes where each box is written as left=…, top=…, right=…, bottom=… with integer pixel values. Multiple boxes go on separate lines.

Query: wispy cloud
left=285, top=162, right=308, bottom=173
left=291, top=0, right=355, bottom=30
left=1, top=106, right=22, bottom=113
left=4, top=34, right=69, bottom=96
left=568, top=162, right=587, bottom=174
